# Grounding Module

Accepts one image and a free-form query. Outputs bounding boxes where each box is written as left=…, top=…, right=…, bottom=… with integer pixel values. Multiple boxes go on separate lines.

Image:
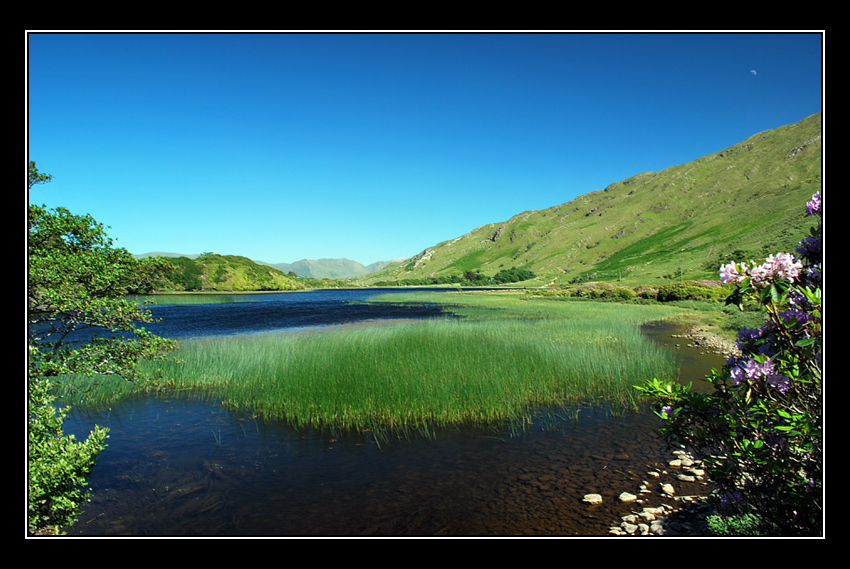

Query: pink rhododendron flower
left=806, top=191, right=821, bottom=216
left=719, top=262, right=742, bottom=283
left=763, top=253, right=803, bottom=282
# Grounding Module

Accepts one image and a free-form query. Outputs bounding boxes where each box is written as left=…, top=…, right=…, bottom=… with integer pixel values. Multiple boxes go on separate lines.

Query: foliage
left=374, top=266, right=536, bottom=287
left=636, top=191, right=823, bottom=536
left=490, top=266, right=537, bottom=284
left=654, top=281, right=732, bottom=302
left=161, top=255, right=205, bottom=290
left=531, top=280, right=733, bottom=304
left=27, top=161, right=178, bottom=534
left=706, top=512, right=777, bottom=536
left=28, top=377, right=108, bottom=533
left=545, top=282, right=638, bottom=301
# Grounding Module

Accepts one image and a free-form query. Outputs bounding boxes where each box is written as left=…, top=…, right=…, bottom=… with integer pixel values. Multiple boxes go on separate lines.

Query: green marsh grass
left=132, top=293, right=258, bottom=305
left=71, top=291, right=689, bottom=436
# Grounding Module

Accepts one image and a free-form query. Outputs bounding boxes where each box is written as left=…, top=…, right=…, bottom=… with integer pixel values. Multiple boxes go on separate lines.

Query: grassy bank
left=58, top=291, right=690, bottom=435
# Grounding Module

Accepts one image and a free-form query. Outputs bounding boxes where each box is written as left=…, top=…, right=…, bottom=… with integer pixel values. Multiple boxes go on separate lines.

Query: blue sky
left=27, top=32, right=823, bottom=265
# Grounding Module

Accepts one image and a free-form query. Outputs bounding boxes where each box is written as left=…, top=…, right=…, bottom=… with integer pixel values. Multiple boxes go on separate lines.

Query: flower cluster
left=806, top=191, right=821, bottom=216
left=719, top=252, right=803, bottom=286
left=727, top=355, right=793, bottom=394
left=719, top=191, right=821, bottom=290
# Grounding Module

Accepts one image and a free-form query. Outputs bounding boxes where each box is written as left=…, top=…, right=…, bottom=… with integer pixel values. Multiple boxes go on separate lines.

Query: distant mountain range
left=134, top=252, right=406, bottom=280
left=360, top=112, right=822, bottom=287
left=256, top=258, right=407, bottom=280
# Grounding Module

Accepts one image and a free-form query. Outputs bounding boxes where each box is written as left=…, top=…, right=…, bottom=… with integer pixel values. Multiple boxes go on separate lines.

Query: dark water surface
left=63, top=290, right=727, bottom=536
left=145, top=288, right=456, bottom=340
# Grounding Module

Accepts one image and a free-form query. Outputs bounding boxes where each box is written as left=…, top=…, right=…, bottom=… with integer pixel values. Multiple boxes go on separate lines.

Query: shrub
left=655, top=281, right=731, bottom=302
left=28, top=377, right=109, bottom=534
left=637, top=191, right=823, bottom=536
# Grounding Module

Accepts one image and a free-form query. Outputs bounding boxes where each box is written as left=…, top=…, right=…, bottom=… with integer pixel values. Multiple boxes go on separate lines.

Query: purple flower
left=780, top=308, right=814, bottom=328
left=767, top=373, right=793, bottom=395
left=660, top=405, right=674, bottom=418
left=729, top=365, right=746, bottom=386
left=806, top=191, right=821, bottom=216
left=744, top=357, right=774, bottom=379
left=796, top=234, right=822, bottom=262
left=736, top=327, right=763, bottom=351
left=719, top=490, right=746, bottom=511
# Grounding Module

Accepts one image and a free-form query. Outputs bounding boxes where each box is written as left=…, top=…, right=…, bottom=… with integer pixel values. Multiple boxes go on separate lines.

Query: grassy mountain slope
left=360, top=112, right=822, bottom=287
left=158, top=253, right=308, bottom=292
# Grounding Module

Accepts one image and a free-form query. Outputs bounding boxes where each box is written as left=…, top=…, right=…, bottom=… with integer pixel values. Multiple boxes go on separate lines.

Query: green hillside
left=360, top=112, right=822, bottom=287
left=157, top=253, right=308, bottom=292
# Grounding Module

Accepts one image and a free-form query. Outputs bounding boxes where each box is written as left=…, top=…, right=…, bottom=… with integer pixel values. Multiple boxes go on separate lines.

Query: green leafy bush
left=636, top=192, right=822, bottom=536
left=28, top=377, right=108, bottom=534
left=655, top=281, right=731, bottom=302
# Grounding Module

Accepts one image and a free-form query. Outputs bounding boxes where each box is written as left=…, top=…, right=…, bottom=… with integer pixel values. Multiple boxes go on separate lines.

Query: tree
left=27, top=162, right=178, bottom=534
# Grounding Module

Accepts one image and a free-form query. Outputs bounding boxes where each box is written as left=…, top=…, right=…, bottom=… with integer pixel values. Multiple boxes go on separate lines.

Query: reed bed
left=132, top=293, right=258, bottom=305
left=105, top=291, right=687, bottom=435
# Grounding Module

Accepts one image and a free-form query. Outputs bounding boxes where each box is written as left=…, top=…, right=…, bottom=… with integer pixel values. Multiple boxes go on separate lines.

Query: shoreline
left=675, top=324, right=741, bottom=359
left=603, top=320, right=738, bottom=536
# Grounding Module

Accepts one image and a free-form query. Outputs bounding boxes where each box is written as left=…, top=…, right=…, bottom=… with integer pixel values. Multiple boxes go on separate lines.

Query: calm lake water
left=62, top=289, right=725, bottom=537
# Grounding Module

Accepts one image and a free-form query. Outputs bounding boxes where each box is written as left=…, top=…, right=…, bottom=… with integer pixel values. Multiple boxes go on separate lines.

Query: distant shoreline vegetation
left=372, top=266, right=537, bottom=287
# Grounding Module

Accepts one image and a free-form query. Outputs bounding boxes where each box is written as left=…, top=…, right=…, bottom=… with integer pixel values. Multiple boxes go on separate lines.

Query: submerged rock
left=618, top=492, right=638, bottom=503
left=582, top=493, right=603, bottom=505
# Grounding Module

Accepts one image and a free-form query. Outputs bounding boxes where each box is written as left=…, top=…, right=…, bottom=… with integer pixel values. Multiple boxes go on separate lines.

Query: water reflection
left=144, top=288, right=456, bottom=340
left=66, top=395, right=689, bottom=536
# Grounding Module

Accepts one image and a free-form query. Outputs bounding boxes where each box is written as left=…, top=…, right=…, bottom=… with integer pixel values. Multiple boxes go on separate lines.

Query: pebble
left=672, top=326, right=741, bottom=359
left=594, top=449, right=716, bottom=536
left=618, top=492, right=638, bottom=503
left=582, top=493, right=603, bottom=505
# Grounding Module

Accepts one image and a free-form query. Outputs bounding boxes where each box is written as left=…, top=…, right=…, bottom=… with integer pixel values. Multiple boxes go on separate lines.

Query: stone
left=583, top=493, right=603, bottom=505
left=661, top=483, right=675, bottom=495
left=618, top=492, right=638, bottom=503
left=677, top=474, right=696, bottom=482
